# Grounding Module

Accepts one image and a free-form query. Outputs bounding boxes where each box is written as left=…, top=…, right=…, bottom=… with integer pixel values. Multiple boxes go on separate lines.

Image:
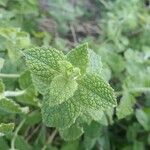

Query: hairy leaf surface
left=42, top=95, right=81, bottom=129
left=23, top=47, right=66, bottom=92
left=45, top=75, right=78, bottom=106
left=77, top=74, right=116, bottom=110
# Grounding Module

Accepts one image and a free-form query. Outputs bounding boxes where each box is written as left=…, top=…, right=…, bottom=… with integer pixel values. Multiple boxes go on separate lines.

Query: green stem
left=11, top=118, right=26, bottom=150
left=0, top=73, right=20, bottom=78
left=116, top=87, right=150, bottom=96
left=4, top=90, right=26, bottom=97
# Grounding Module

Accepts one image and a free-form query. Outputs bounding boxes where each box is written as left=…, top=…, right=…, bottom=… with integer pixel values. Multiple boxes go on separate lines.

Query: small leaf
left=19, top=70, right=33, bottom=89
left=45, top=75, right=78, bottom=106
left=135, top=109, right=150, bottom=131
left=0, top=98, right=28, bottom=114
left=84, top=121, right=101, bottom=138
left=59, top=124, right=83, bottom=141
left=67, top=43, right=88, bottom=74
left=0, top=123, right=14, bottom=137
left=18, top=70, right=38, bottom=106
left=116, top=92, right=135, bottom=119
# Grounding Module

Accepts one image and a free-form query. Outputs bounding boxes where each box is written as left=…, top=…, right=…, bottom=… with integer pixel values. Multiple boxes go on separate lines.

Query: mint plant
left=23, top=43, right=117, bottom=140
left=1, top=0, right=150, bottom=149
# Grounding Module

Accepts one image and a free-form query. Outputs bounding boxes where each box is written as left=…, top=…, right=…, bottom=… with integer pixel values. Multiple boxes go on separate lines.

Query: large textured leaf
left=42, top=95, right=81, bottom=129
left=23, top=47, right=66, bottom=92
left=0, top=98, right=28, bottom=114
left=67, top=43, right=88, bottom=74
left=45, top=75, right=78, bottom=106
left=77, top=74, right=116, bottom=110
left=0, top=123, right=14, bottom=137
left=59, top=124, right=83, bottom=141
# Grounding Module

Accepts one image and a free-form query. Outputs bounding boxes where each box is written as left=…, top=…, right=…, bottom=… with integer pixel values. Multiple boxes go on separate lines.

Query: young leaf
left=44, top=75, right=78, bottom=106
left=0, top=98, right=28, bottom=114
left=59, top=124, right=83, bottom=141
left=0, top=123, right=14, bottom=137
left=67, top=43, right=88, bottom=74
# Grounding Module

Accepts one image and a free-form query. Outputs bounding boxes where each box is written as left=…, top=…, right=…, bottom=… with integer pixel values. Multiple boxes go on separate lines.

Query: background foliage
left=0, top=0, right=150, bottom=149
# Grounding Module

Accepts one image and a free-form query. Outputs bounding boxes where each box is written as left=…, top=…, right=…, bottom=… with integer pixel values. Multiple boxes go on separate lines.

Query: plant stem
left=116, top=87, right=150, bottom=96
left=42, top=129, right=57, bottom=150
left=0, top=73, right=20, bottom=78
left=11, top=118, right=26, bottom=150
left=4, top=90, right=26, bottom=97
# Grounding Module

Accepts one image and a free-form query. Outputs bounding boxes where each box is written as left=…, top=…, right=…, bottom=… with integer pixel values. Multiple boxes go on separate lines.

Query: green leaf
left=0, top=123, right=14, bottom=137
left=135, top=109, right=150, bottom=131
left=116, top=92, right=135, bottom=119
left=23, top=47, right=66, bottom=93
left=59, top=124, right=83, bottom=141
left=15, top=135, right=32, bottom=150
left=61, top=140, right=80, bottom=150
left=67, top=43, right=88, bottom=74
left=83, top=121, right=102, bottom=150
left=85, top=109, right=104, bottom=123
left=77, top=74, right=117, bottom=111
left=18, top=70, right=38, bottom=106
left=19, top=70, right=33, bottom=89
left=42, top=95, right=81, bottom=129
left=0, top=98, right=28, bottom=114
left=0, top=137, right=9, bottom=150
left=84, top=121, right=101, bottom=138
left=45, top=75, right=78, bottom=106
